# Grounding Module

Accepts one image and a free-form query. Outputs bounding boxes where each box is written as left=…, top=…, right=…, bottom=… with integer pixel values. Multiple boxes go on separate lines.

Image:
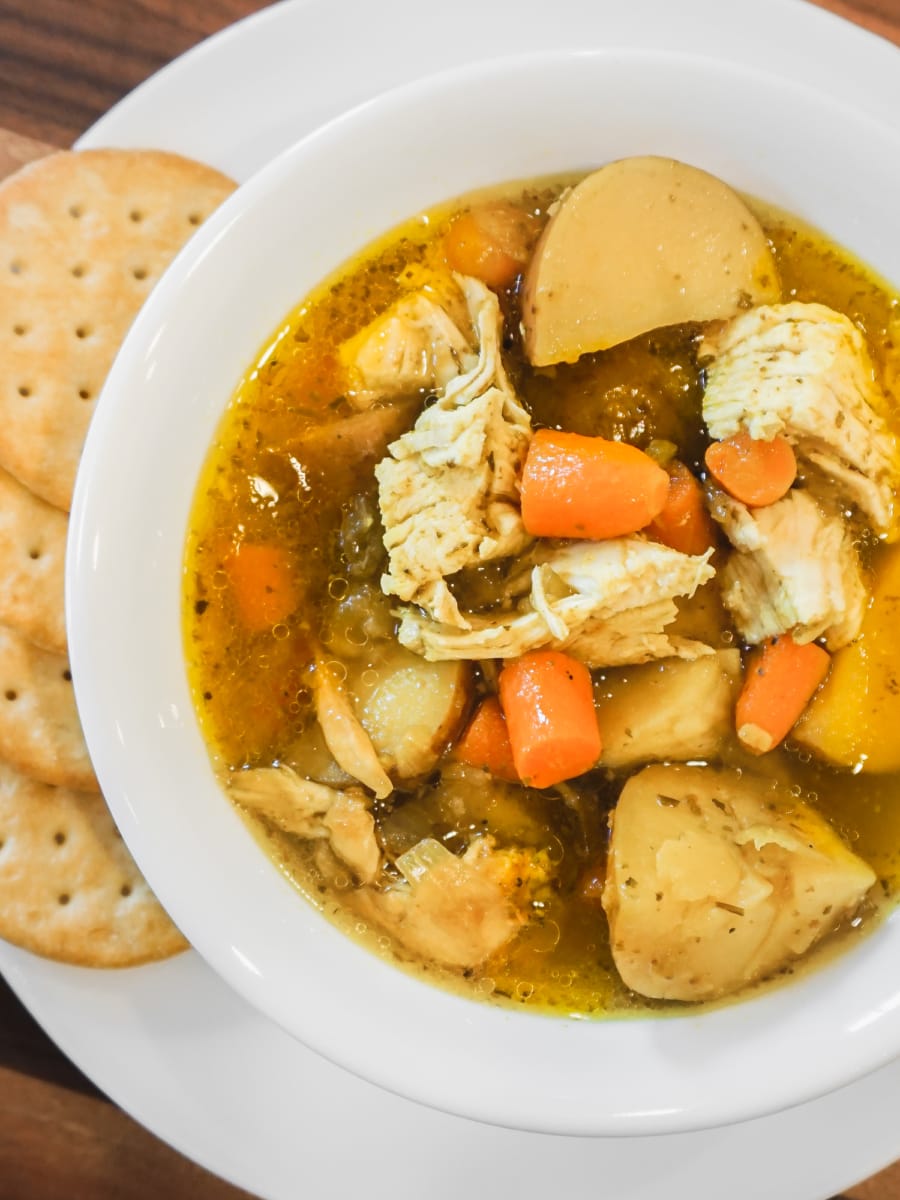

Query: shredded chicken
left=398, top=538, right=715, bottom=666
left=702, top=302, right=900, bottom=537
left=353, top=836, right=547, bottom=970
left=602, top=764, right=876, bottom=1002
left=230, top=763, right=545, bottom=970
left=709, top=487, right=867, bottom=649
left=374, top=275, right=533, bottom=625
left=339, top=272, right=477, bottom=408
left=228, top=766, right=381, bottom=884
left=312, top=656, right=393, bottom=798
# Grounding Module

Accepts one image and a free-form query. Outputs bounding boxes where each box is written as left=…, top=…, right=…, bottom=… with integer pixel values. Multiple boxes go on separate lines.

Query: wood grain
left=0, top=979, right=255, bottom=1200
left=0, top=0, right=265, bottom=146
left=848, top=1174, right=900, bottom=1200
left=1, top=1, right=900, bottom=1199
left=0, top=1071, right=255, bottom=1200
left=1, top=0, right=898, bottom=148
left=811, top=0, right=900, bottom=43
left=0, top=128, right=54, bottom=176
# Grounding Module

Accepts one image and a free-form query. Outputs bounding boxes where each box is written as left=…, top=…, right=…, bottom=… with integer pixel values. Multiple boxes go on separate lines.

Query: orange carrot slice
left=705, top=431, right=797, bottom=508
left=443, top=202, right=538, bottom=289
left=454, top=696, right=520, bottom=781
left=224, top=542, right=300, bottom=632
left=499, top=649, right=602, bottom=788
left=520, top=429, right=670, bottom=540
left=646, top=460, right=717, bottom=556
left=736, top=634, right=831, bottom=754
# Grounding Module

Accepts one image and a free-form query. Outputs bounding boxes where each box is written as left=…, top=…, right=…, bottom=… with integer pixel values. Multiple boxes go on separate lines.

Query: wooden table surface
left=3, top=0, right=900, bottom=1196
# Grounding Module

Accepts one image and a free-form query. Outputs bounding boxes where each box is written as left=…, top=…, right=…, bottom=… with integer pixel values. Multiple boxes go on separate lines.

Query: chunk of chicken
left=312, top=656, right=393, bottom=798
left=339, top=273, right=476, bottom=408
left=602, top=764, right=876, bottom=1002
left=398, top=538, right=715, bottom=666
left=709, top=487, right=867, bottom=649
left=228, top=766, right=381, bottom=884
left=375, top=275, right=533, bottom=625
left=593, top=650, right=742, bottom=769
left=354, top=836, right=547, bottom=970
left=229, top=765, right=546, bottom=969
left=701, top=302, right=900, bottom=538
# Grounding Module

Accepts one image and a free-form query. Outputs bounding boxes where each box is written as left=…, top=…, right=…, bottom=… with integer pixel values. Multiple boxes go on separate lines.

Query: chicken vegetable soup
left=184, top=157, right=900, bottom=1015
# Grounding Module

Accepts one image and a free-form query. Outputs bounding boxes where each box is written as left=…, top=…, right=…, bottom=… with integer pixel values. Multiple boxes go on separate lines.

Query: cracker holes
left=12, top=323, right=28, bottom=337
left=62, top=669, right=72, bottom=682
left=131, top=266, right=148, bottom=281
left=17, top=385, right=31, bottom=398
left=68, top=204, right=83, bottom=219
left=28, top=547, right=41, bottom=561
left=78, top=387, right=92, bottom=401
left=4, top=690, right=16, bottom=702
left=9, top=259, right=23, bottom=275
left=57, top=892, right=70, bottom=906
left=129, top=209, right=144, bottom=223
left=74, top=324, right=92, bottom=340
left=187, top=212, right=202, bottom=226
left=120, top=883, right=132, bottom=898
left=53, top=830, right=66, bottom=846
left=70, top=264, right=87, bottom=279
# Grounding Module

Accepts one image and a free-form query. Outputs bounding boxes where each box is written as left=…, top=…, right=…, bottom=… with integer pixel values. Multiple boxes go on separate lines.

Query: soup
left=183, top=157, right=900, bottom=1016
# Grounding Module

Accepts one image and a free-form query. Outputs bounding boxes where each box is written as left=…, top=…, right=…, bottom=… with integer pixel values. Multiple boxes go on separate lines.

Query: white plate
left=2, top=938, right=900, bottom=1200
left=4, top=0, right=900, bottom=1195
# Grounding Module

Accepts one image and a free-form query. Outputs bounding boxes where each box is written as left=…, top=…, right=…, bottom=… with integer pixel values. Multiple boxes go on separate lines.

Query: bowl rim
left=68, top=45, right=900, bottom=1137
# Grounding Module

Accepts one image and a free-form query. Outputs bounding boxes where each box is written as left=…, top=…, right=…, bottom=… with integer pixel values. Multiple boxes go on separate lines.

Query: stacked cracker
left=0, top=148, right=235, bottom=965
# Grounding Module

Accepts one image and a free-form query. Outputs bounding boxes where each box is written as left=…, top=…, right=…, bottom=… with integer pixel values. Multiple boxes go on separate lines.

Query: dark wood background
left=2, top=0, right=900, bottom=1197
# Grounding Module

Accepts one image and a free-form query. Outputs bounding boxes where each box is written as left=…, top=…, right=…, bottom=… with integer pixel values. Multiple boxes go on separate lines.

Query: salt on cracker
left=0, top=148, right=236, bottom=510
left=0, top=760, right=186, bottom=966
left=0, top=466, right=67, bottom=654
left=0, top=622, right=96, bottom=792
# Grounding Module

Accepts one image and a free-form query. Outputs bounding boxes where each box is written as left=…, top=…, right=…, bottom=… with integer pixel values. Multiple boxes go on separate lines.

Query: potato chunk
left=602, top=764, right=875, bottom=1001
left=795, top=543, right=900, bottom=772
left=348, top=648, right=471, bottom=779
left=593, top=651, right=741, bottom=769
left=522, top=156, right=779, bottom=365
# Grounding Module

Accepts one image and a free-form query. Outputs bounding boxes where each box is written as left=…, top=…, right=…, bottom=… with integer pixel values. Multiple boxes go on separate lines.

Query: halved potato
left=348, top=648, right=472, bottom=779
left=522, top=156, right=780, bottom=365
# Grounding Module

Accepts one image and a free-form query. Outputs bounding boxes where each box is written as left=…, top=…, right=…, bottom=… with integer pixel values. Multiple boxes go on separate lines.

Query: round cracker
left=0, top=148, right=236, bottom=510
left=0, top=466, right=67, bottom=654
left=0, top=623, right=96, bottom=791
left=0, top=759, right=186, bottom=966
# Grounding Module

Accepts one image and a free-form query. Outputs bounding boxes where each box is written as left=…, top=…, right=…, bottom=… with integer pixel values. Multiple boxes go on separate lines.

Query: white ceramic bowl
left=68, top=48, right=900, bottom=1137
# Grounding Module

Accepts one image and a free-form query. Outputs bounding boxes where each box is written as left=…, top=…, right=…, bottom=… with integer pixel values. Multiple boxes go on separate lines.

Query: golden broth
left=184, top=175, right=900, bottom=1016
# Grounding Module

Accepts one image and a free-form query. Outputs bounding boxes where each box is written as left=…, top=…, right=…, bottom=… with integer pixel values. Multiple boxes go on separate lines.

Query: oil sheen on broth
left=184, top=167, right=900, bottom=1017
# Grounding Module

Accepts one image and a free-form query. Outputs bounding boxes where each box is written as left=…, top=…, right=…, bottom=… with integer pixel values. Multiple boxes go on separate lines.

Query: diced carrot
left=646, top=460, right=717, bottom=556
left=735, top=634, right=831, bottom=755
left=224, top=542, right=300, bottom=632
left=704, top=431, right=797, bottom=507
left=454, top=696, right=520, bottom=782
left=520, top=429, right=669, bottom=540
left=443, top=202, right=538, bottom=289
left=498, top=650, right=602, bottom=788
